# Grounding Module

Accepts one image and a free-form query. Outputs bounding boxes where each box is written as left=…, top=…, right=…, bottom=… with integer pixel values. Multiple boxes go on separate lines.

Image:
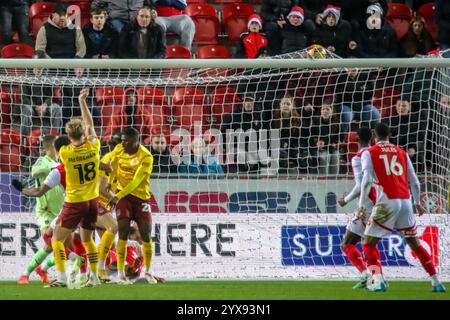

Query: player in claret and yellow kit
left=107, top=127, right=157, bottom=285
left=50, top=88, right=101, bottom=287
left=96, top=132, right=121, bottom=282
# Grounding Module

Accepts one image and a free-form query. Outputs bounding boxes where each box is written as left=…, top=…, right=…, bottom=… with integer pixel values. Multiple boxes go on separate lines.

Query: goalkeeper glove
left=11, top=179, right=25, bottom=192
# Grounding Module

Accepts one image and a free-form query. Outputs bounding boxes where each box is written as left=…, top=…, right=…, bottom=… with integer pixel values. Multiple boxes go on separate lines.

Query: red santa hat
left=287, top=6, right=304, bottom=20
left=247, top=14, right=263, bottom=29
left=323, top=5, right=341, bottom=23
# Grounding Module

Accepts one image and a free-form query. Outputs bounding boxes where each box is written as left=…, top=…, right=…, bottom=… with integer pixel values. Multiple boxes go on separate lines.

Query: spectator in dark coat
left=260, top=0, right=298, bottom=55
left=238, top=14, right=268, bottom=59
left=301, top=0, right=329, bottom=24
left=399, top=16, right=436, bottom=57
left=349, top=3, right=399, bottom=58
left=279, top=6, right=315, bottom=54
left=83, top=6, right=119, bottom=58
left=328, top=0, right=387, bottom=28
left=435, top=0, right=450, bottom=56
left=118, top=6, right=166, bottom=59
left=312, top=6, right=352, bottom=57
left=0, top=0, right=31, bottom=45
left=150, top=134, right=177, bottom=174
left=335, top=68, right=380, bottom=131
left=305, top=98, right=341, bottom=175
left=271, top=95, right=304, bottom=171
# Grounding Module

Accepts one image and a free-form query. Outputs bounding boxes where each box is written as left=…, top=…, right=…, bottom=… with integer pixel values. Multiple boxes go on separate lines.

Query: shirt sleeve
left=359, top=151, right=375, bottom=208
left=31, top=159, right=50, bottom=179
left=344, top=157, right=362, bottom=203
left=406, top=156, right=421, bottom=205
left=43, top=168, right=61, bottom=189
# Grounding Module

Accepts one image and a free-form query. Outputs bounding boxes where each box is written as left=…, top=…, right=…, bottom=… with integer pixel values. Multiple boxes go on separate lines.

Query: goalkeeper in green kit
left=16, top=135, right=65, bottom=284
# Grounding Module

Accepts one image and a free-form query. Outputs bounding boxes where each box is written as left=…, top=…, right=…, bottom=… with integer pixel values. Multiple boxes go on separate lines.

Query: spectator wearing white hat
left=237, top=14, right=268, bottom=59
left=279, top=6, right=315, bottom=54
left=312, top=5, right=352, bottom=57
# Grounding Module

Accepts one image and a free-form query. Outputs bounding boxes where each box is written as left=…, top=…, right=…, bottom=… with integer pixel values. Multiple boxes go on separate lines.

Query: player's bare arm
left=78, top=88, right=96, bottom=137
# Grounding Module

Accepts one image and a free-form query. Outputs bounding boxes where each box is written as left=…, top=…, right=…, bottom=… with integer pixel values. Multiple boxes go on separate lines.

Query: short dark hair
left=374, top=122, right=390, bottom=139
left=42, top=135, right=57, bottom=149
left=122, top=127, right=140, bottom=138
left=54, top=135, right=70, bottom=152
left=108, top=132, right=122, bottom=149
left=90, top=6, right=108, bottom=16
left=357, top=126, right=372, bottom=144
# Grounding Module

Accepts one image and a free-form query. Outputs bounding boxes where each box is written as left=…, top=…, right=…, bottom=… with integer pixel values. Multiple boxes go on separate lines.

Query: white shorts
left=346, top=200, right=373, bottom=238
left=364, top=195, right=416, bottom=238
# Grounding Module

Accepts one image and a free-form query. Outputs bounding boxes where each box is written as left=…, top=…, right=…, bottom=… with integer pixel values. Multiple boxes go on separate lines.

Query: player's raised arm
left=78, top=88, right=96, bottom=137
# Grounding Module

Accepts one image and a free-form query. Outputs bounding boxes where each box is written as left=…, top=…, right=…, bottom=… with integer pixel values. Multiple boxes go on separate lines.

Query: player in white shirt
left=359, top=123, right=446, bottom=293
left=338, top=127, right=376, bottom=289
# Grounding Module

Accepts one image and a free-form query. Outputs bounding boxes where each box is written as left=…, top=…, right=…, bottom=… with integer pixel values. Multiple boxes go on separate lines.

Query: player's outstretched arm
left=78, top=88, right=96, bottom=137
left=11, top=180, right=51, bottom=198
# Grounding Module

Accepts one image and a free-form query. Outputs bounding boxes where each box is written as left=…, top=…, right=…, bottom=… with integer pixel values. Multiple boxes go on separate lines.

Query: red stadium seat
left=221, top=2, right=256, bottom=42
left=95, top=87, right=125, bottom=127
left=210, top=87, right=240, bottom=125
left=29, top=2, right=56, bottom=37
left=0, top=129, right=22, bottom=172
left=210, top=0, right=239, bottom=3
left=166, top=45, right=192, bottom=59
left=372, top=87, right=402, bottom=119
left=1, top=43, right=34, bottom=58
left=417, top=3, right=439, bottom=43
left=171, top=88, right=208, bottom=129
left=386, top=3, right=413, bottom=40
left=0, top=87, right=12, bottom=126
left=136, top=87, right=170, bottom=130
left=195, top=45, right=231, bottom=59
left=185, top=4, right=220, bottom=45
left=187, top=0, right=205, bottom=3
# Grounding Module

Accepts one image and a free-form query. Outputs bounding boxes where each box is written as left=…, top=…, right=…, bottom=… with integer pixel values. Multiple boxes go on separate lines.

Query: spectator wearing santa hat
left=311, top=5, right=352, bottom=57
left=278, top=6, right=315, bottom=54
left=237, top=14, right=268, bottom=59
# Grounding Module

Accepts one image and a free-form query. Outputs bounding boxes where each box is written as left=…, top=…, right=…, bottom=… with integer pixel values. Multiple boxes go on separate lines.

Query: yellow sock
left=117, top=239, right=128, bottom=276
left=142, top=240, right=153, bottom=273
left=83, top=240, right=99, bottom=275
left=98, top=230, right=115, bottom=269
left=51, top=240, right=66, bottom=275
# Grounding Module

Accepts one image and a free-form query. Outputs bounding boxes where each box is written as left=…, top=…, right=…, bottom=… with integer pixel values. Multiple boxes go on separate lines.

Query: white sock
left=118, top=271, right=126, bottom=279
left=362, top=270, right=371, bottom=278
left=67, top=252, right=79, bottom=262
left=58, top=272, right=67, bottom=282
left=431, top=275, right=440, bottom=286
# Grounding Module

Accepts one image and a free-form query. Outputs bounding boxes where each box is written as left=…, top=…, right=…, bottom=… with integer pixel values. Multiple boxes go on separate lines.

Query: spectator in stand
left=149, top=0, right=195, bottom=51
left=388, top=98, right=427, bottom=149
left=399, top=16, right=436, bottom=57
left=237, top=14, right=268, bottom=59
left=271, top=95, right=304, bottom=172
left=279, top=6, right=315, bottom=54
left=177, top=137, right=224, bottom=177
left=104, top=89, right=153, bottom=142
left=336, top=68, right=380, bottom=131
left=260, top=0, right=298, bottom=55
left=83, top=6, right=119, bottom=58
left=150, top=134, right=176, bottom=174
left=118, top=6, right=166, bottom=59
left=92, top=0, right=146, bottom=33
left=406, top=144, right=425, bottom=174
left=35, top=2, right=86, bottom=59
left=11, top=51, right=62, bottom=136
left=312, top=6, right=352, bottom=57
left=436, top=0, right=450, bottom=57
left=220, top=95, right=264, bottom=174
left=348, top=3, right=399, bottom=58
left=0, top=0, right=32, bottom=45
left=305, top=97, right=341, bottom=175
left=301, top=0, right=329, bottom=24
left=328, top=0, right=387, bottom=34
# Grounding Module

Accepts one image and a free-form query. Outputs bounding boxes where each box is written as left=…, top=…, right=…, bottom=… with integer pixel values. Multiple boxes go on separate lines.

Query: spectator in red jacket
left=238, top=14, right=268, bottom=59
left=104, top=89, right=153, bottom=142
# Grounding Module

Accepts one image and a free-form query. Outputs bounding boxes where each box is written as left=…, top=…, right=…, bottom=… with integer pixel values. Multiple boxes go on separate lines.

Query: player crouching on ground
left=107, top=127, right=158, bottom=285
left=358, top=122, right=446, bottom=293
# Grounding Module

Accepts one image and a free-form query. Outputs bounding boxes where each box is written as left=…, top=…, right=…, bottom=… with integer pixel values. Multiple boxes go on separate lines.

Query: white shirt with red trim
left=43, top=164, right=66, bottom=190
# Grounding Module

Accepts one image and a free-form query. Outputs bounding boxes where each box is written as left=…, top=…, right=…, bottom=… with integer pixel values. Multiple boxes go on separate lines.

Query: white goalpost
left=0, top=48, right=449, bottom=281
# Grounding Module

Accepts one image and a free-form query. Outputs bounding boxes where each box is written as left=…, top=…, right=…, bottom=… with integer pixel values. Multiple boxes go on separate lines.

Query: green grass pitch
left=0, top=281, right=449, bottom=300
